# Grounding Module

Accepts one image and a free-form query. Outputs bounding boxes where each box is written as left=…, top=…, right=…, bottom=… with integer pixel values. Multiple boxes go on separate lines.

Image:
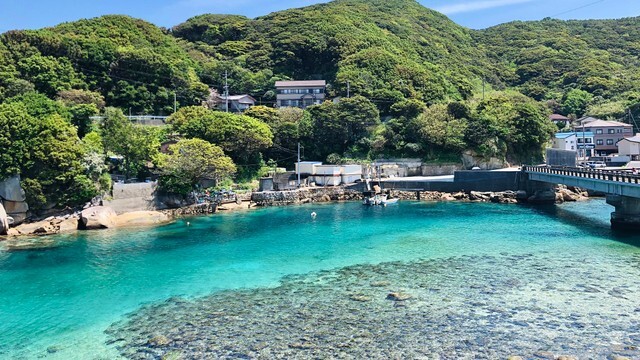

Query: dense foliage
left=158, top=138, right=236, bottom=195
left=2, top=0, right=640, bottom=210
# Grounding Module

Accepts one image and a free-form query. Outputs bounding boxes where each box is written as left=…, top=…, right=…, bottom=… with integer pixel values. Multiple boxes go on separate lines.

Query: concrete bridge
left=524, top=165, right=640, bottom=230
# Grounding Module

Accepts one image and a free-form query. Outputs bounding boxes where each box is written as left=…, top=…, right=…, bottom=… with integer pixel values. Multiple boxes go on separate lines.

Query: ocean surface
left=0, top=200, right=639, bottom=359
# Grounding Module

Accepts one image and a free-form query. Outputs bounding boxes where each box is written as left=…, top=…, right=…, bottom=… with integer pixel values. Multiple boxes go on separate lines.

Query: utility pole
left=297, top=142, right=301, bottom=188
left=173, top=91, right=177, bottom=114
left=347, top=81, right=350, bottom=98
left=224, top=70, right=229, bottom=113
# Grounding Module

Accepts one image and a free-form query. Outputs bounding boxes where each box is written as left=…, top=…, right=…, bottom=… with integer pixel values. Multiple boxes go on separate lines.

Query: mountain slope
left=477, top=17, right=640, bottom=103
left=0, top=15, right=207, bottom=114
left=174, top=0, right=502, bottom=104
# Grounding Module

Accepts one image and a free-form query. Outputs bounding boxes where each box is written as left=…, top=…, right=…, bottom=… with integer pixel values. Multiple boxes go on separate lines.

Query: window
left=625, top=128, right=632, bottom=133
left=596, top=139, right=604, bottom=145
left=607, top=139, right=614, bottom=145
left=608, top=129, right=615, bottom=134
left=617, top=129, right=622, bottom=133
left=596, top=129, right=603, bottom=134
left=586, top=138, right=592, bottom=144
left=571, top=146, right=575, bottom=150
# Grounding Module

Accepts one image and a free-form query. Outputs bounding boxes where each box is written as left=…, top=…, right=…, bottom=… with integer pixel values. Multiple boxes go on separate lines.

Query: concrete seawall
left=377, top=171, right=522, bottom=193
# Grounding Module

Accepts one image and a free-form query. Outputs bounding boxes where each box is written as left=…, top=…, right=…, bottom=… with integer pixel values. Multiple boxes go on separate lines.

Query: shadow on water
left=522, top=201, right=640, bottom=248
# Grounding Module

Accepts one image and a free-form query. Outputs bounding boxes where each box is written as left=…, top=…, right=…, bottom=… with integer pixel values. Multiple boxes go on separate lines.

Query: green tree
left=158, top=138, right=236, bottom=195
left=302, top=96, right=380, bottom=160
left=0, top=101, right=95, bottom=209
left=562, top=89, right=593, bottom=117
left=100, top=107, right=159, bottom=180
left=412, top=104, right=468, bottom=159
left=167, top=107, right=273, bottom=163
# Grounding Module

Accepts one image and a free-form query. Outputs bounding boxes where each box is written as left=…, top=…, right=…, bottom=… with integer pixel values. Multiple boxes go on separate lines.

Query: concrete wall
left=104, top=182, right=159, bottom=214
left=546, top=148, right=577, bottom=167
left=378, top=171, right=521, bottom=193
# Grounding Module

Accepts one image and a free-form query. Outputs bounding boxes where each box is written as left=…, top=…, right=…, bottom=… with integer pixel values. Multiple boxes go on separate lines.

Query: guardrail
left=523, top=165, right=640, bottom=184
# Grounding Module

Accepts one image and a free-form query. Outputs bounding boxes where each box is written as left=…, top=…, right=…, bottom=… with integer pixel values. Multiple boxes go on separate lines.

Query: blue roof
left=555, top=132, right=594, bottom=139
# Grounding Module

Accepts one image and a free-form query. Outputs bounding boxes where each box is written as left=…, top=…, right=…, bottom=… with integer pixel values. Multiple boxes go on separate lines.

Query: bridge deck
left=524, top=166, right=640, bottom=198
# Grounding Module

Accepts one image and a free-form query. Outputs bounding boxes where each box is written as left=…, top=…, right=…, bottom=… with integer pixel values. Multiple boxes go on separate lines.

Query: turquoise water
left=0, top=200, right=639, bottom=358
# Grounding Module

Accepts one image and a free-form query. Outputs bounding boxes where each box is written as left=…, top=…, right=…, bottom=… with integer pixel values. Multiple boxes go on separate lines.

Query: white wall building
left=617, top=134, right=640, bottom=157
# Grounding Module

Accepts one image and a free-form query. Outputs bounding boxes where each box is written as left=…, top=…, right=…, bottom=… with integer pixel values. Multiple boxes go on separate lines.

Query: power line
left=548, top=0, right=606, bottom=18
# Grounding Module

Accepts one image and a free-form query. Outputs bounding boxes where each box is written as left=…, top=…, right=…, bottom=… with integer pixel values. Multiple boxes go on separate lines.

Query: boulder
left=0, top=175, right=26, bottom=202
left=15, top=219, right=58, bottom=236
left=2, top=200, right=29, bottom=214
left=440, top=193, right=455, bottom=201
left=80, top=206, right=117, bottom=230
left=114, top=211, right=172, bottom=228
left=57, top=217, right=79, bottom=233
left=527, top=189, right=556, bottom=204
left=0, top=203, right=8, bottom=235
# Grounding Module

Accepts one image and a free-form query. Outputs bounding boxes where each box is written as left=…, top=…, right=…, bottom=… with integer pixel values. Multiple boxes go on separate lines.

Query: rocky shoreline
left=0, top=185, right=591, bottom=245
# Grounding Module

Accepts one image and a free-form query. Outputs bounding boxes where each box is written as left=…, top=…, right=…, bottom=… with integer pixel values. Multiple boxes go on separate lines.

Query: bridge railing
left=523, top=165, right=640, bottom=184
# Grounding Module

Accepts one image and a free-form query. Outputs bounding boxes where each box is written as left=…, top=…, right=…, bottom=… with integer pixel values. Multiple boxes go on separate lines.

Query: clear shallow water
left=0, top=200, right=639, bottom=358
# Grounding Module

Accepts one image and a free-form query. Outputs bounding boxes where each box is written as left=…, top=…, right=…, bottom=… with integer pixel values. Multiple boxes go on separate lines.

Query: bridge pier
left=606, top=195, right=640, bottom=230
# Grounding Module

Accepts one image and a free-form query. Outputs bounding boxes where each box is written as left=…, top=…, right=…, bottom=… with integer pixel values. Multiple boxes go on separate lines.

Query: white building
left=553, top=132, right=595, bottom=157
left=294, top=162, right=363, bottom=186
left=617, top=134, right=640, bottom=157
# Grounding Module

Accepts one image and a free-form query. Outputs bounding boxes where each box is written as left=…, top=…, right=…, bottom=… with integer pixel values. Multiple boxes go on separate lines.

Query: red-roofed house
left=550, top=114, right=571, bottom=128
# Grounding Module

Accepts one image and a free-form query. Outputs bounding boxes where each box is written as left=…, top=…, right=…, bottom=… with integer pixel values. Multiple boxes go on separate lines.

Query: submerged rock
left=106, top=254, right=640, bottom=360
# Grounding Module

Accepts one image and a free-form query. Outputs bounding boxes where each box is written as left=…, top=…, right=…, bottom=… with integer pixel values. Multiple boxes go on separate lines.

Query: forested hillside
left=477, top=16, right=640, bottom=119
left=1, top=0, right=640, bottom=212
left=0, top=15, right=208, bottom=115
left=174, top=0, right=501, bottom=105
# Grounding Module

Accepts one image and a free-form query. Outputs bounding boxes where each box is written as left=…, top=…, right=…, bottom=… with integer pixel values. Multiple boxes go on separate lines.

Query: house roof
left=275, top=80, right=326, bottom=87
left=618, top=135, right=640, bottom=144
left=579, top=119, right=632, bottom=128
left=555, top=132, right=594, bottom=139
left=218, top=94, right=256, bottom=103
left=550, top=114, right=570, bottom=121
left=555, top=133, right=576, bottom=139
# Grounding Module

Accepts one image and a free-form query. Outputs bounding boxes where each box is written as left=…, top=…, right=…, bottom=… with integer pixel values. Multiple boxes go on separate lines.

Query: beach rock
left=516, top=190, right=528, bottom=201
left=6, top=228, right=20, bottom=236
left=440, top=193, right=455, bottom=201
left=452, top=192, right=467, bottom=200
left=114, top=211, right=172, bottom=228
left=469, top=191, right=490, bottom=201
left=386, top=292, right=412, bottom=301
left=527, top=189, right=556, bottom=204
left=0, top=175, right=26, bottom=202
left=507, top=356, right=524, bottom=360
left=2, top=200, right=29, bottom=214
left=148, top=335, right=171, bottom=347
left=14, top=219, right=56, bottom=236
left=80, top=206, right=117, bottom=229
left=57, top=217, right=79, bottom=233
left=0, top=202, right=8, bottom=235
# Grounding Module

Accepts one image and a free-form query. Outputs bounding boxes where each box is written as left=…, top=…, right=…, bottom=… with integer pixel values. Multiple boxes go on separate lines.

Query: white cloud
left=435, top=0, right=534, bottom=15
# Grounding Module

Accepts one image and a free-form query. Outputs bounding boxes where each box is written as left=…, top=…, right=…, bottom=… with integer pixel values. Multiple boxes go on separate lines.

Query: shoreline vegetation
left=0, top=185, right=591, bottom=250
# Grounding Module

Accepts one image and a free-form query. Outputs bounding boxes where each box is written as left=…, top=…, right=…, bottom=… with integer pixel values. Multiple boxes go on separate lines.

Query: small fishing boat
left=363, top=192, right=398, bottom=206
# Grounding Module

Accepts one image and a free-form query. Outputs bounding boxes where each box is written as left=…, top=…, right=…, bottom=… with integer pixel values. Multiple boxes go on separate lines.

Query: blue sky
left=1, top=0, right=638, bottom=32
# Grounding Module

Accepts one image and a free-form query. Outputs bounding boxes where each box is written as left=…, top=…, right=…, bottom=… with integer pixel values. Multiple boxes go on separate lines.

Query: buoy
left=186, top=222, right=191, bottom=226
left=311, top=212, right=317, bottom=218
